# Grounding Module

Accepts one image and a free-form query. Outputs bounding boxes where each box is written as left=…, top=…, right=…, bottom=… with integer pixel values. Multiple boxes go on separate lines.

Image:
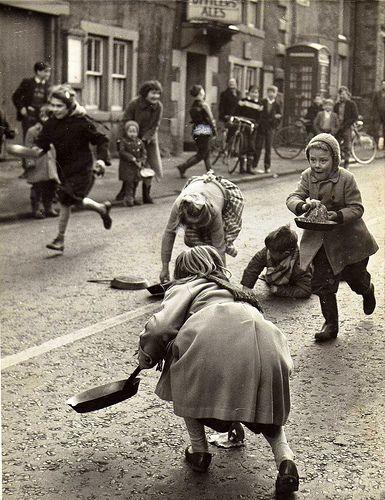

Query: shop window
left=86, top=36, right=104, bottom=109
left=246, top=67, right=257, bottom=91
left=247, top=0, right=264, bottom=30
left=111, top=40, right=128, bottom=111
left=233, top=64, right=244, bottom=93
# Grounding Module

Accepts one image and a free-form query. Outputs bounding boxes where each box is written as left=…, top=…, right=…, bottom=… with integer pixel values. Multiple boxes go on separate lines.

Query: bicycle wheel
left=227, top=133, right=242, bottom=174
left=211, top=129, right=227, bottom=166
left=352, top=133, right=377, bottom=164
left=273, top=125, right=306, bottom=159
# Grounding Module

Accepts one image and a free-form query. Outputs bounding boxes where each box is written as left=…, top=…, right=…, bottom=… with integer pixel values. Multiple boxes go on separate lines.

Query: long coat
left=139, top=277, right=293, bottom=426
left=218, top=88, right=241, bottom=120
left=12, top=78, right=50, bottom=121
left=118, top=137, right=147, bottom=182
left=286, top=167, right=378, bottom=275
left=122, top=97, right=163, bottom=178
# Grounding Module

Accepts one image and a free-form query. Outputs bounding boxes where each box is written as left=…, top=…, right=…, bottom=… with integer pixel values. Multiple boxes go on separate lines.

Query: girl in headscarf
left=34, top=84, right=112, bottom=252
left=139, top=245, right=299, bottom=496
left=159, top=172, right=244, bottom=283
left=287, top=133, right=378, bottom=342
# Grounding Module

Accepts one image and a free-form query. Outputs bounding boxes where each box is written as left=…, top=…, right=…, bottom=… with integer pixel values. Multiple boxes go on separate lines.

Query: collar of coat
left=310, top=168, right=340, bottom=184
left=139, top=97, right=158, bottom=110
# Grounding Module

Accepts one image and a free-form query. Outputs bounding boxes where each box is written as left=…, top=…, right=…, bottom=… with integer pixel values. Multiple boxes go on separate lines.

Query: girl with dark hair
left=139, top=245, right=299, bottom=496
left=119, top=80, right=163, bottom=203
left=34, top=84, right=112, bottom=252
left=175, top=85, right=217, bottom=179
left=159, top=172, right=244, bottom=283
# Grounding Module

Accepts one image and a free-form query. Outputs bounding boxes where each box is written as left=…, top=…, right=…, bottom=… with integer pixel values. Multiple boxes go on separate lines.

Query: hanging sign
left=186, top=0, right=242, bottom=24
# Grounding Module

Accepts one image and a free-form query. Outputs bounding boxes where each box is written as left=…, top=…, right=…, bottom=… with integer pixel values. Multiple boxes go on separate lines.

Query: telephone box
left=284, top=43, right=330, bottom=125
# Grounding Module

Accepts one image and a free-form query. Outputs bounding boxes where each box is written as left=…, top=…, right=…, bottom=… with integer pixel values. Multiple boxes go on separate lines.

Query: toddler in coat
left=241, top=225, right=312, bottom=298
left=313, top=98, right=339, bottom=135
left=118, top=120, right=148, bottom=207
left=25, top=105, right=59, bottom=218
left=286, top=133, right=378, bottom=342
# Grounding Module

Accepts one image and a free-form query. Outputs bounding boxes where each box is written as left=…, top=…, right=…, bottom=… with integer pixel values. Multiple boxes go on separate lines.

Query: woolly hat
left=124, top=120, right=139, bottom=133
left=305, top=133, right=341, bottom=170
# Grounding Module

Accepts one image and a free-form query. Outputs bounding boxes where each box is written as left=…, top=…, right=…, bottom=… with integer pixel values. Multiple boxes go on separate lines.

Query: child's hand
left=270, top=285, right=278, bottom=294
left=303, top=199, right=322, bottom=212
left=327, top=211, right=338, bottom=221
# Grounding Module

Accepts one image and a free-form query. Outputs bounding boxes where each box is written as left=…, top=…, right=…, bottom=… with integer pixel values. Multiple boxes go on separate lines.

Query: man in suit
left=372, top=79, right=385, bottom=147
left=254, top=85, right=282, bottom=173
left=12, top=61, right=52, bottom=140
left=334, top=86, right=359, bottom=168
left=218, top=78, right=241, bottom=121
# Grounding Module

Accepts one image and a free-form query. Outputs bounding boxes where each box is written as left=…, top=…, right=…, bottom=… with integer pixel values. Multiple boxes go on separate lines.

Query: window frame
left=247, top=0, right=265, bottom=31
left=111, top=39, right=128, bottom=111
left=85, top=35, right=105, bottom=110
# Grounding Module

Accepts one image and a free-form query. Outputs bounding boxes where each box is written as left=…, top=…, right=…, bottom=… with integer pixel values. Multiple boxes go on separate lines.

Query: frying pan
left=6, top=144, right=42, bottom=159
left=146, top=281, right=173, bottom=297
left=67, top=366, right=141, bottom=413
left=87, top=275, right=149, bottom=290
left=295, top=217, right=338, bottom=232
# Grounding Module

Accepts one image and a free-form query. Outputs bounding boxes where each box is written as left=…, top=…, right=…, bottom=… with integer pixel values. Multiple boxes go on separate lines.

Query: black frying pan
left=67, top=366, right=141, bottom=413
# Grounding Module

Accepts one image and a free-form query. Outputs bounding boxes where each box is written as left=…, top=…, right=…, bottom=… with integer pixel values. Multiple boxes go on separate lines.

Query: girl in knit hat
left=286, top=133, right=378, bottom=342
left=117, top=120, right=149, bottom=206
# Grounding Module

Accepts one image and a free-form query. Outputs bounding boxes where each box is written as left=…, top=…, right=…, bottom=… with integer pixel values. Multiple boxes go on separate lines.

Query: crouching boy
left=241, top=225, right=312, bottom=298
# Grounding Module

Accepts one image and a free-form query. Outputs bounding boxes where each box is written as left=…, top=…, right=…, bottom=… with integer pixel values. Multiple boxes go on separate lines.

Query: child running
left=34, top=85, right=112, bottom=252
left=241, top=225, right=312, bottom=298
left=286, top=133, right=378, bottom=342
left=118, top=120, right=148, bottom=207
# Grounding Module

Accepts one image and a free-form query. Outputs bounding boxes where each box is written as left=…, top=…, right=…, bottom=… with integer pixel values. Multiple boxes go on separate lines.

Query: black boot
left=133, top=182, right=142, bottom=205
left=142, top=183, right=154, bottom=204
left=315, top=294, right=339, bottom=342
left=363, top=283, right=376, bottom=315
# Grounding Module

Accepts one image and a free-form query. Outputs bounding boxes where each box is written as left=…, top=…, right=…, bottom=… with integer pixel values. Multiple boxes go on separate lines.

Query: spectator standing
left=371, top=79, right=385, bottom=148
left=313, top=98, right=339, bottom=135
left=117, top=120, right=148, bottom=207
left=334, top=86, right=359, bottom=168
left=12, top=62, right=51, bottom=141
left=236, top=85, right=263, bottom=174
left=25, top=105, right=59, bottom=219
left=218, top=77, right=241, bottom=121
left=304, top=94, right=323, bottom=135
left=253, top=85, right=282, bottom=174
left=120, top=80, right=163, bottom=204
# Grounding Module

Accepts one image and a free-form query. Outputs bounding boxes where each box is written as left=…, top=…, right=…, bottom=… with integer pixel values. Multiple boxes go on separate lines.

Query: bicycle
left=349, top=120, right=377, bottom=164
left=212, top=116, right=256, bottom=174
left=273, top=118, right=312, bottom=160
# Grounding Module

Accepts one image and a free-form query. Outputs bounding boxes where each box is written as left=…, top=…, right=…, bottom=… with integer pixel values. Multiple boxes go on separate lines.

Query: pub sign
left=186, top=0, right=242, bottom=24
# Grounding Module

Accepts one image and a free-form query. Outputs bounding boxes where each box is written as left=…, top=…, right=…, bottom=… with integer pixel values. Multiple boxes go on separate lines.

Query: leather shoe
left=315, top=321, right=338, bottom=342
left=176, top=165, right=187, bottom=179
left=46, top=236, right=64, bottom=252
left=275, top=459, right=299, bottom=496
left=363, top=284, right=376, bottom=315
left=100, top=201, right=112, bottom=229
left=185, top=446, right=212, bottom=473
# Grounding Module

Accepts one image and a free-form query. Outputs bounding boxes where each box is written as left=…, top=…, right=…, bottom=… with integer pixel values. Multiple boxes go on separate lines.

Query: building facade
left=1, top=0, right=384, bottom=155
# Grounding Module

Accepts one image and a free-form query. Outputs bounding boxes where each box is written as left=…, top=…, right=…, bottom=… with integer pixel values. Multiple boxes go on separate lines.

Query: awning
left=0, top=0, right=70, bottom=16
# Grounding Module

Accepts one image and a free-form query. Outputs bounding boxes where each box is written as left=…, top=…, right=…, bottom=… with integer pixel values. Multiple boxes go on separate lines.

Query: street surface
left=1, top=161, right=384, bottom=499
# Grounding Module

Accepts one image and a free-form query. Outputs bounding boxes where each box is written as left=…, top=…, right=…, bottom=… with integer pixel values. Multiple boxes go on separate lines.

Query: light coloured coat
left=286, top=167, right=378, bottom=274
left=139, top=277, right=293, bottom=425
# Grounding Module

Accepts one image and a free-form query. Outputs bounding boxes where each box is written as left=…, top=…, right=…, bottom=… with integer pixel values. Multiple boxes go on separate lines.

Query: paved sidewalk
left=0, top=149, right=311, bottom=223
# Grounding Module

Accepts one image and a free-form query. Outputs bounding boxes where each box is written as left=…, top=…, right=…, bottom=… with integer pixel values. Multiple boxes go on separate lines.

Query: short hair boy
left=241, top=225, right=312, bottom=298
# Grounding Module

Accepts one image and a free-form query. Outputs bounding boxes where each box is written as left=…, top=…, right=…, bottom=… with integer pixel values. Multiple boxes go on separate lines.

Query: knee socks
left=82, top=197, right=105, bottom=214
left=263, top=427, right=294, bottom=469
left=184, top=417, right=209, bottom=453
left=58, top=204, right=71, bottom=238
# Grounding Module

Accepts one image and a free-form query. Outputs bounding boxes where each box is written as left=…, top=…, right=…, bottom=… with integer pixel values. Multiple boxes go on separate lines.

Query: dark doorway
left=184, top=52, right=206, bottom=149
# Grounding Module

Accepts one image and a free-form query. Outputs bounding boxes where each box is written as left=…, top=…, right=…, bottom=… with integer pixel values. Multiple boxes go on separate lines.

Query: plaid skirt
left=183, top=175, right=244, bottom=257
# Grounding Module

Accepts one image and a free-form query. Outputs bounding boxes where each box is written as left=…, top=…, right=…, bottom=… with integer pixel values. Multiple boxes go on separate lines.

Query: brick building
left=1, top=0, right=384, bottom=155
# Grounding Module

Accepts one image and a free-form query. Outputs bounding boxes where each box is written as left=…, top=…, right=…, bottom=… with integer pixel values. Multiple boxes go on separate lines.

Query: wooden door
left=0, top=5, right=50, bottom=133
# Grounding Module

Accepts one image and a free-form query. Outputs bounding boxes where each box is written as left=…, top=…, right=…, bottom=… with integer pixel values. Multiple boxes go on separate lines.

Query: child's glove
left=93, top=159, right=106, bottom=177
